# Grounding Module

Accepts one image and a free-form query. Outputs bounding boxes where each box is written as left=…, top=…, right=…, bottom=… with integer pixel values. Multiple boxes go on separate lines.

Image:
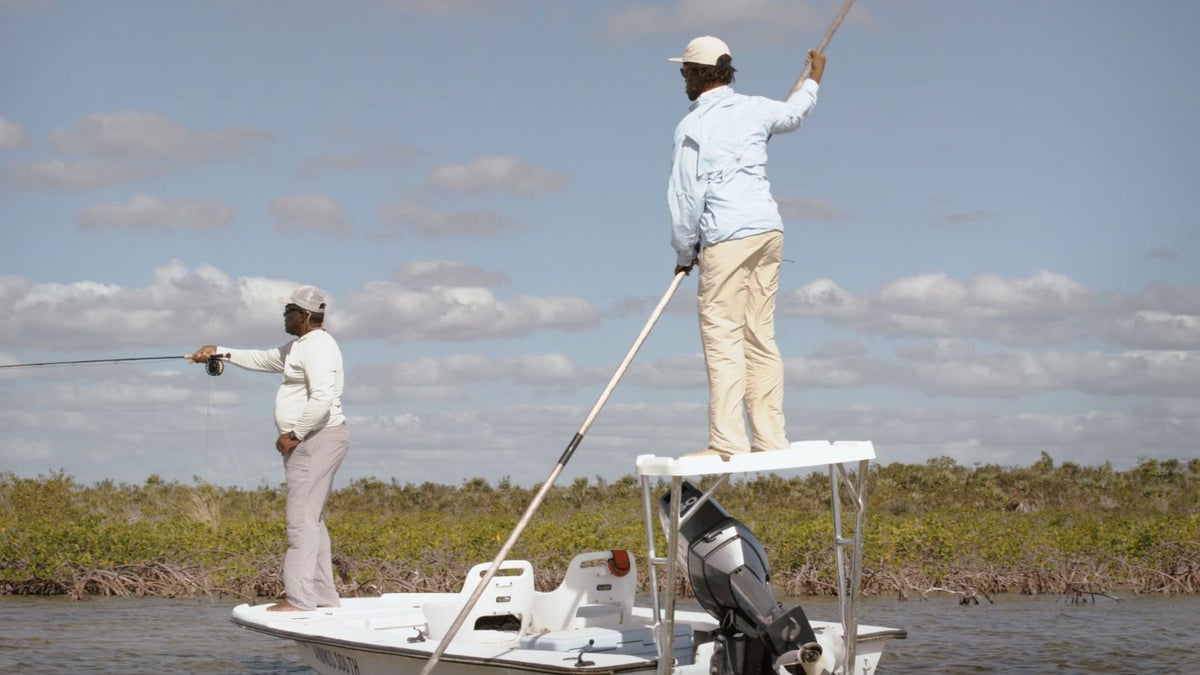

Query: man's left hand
left=276, top=432, right=300, bottom=455
left=675, top=258, right=698, bottom=276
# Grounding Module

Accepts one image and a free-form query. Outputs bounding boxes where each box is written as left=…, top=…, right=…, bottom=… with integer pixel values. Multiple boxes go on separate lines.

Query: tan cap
left=667, top=36, right=731, bottom=66
left=279, top=285, right=327, bottom=313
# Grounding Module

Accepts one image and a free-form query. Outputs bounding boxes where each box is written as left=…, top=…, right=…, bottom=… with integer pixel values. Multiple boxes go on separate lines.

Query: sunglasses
left=283, top=305, right=306, bottom=316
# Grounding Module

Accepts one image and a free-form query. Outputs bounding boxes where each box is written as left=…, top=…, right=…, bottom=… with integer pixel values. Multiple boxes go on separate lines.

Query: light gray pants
left=282, top=423, right=350, bottom=610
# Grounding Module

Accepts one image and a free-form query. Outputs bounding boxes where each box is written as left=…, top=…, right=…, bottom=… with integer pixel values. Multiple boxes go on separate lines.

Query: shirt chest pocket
left=282, top=357, right=308, bottom=388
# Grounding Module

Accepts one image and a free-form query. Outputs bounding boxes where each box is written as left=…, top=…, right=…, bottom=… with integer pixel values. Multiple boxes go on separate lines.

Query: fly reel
left=204, top=353, right=231, bottom=376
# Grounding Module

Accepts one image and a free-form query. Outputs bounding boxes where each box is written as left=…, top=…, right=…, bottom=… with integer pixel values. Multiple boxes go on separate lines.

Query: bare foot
left=266, top=600, right=307, bottom=612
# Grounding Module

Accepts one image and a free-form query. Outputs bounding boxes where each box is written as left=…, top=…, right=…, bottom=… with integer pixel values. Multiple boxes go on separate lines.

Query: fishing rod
left=0, top=353, right=231, bottom=376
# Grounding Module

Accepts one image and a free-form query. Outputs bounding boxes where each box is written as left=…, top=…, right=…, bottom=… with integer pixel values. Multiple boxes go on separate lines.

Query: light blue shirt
left=668, top=81, right=819, bottom=267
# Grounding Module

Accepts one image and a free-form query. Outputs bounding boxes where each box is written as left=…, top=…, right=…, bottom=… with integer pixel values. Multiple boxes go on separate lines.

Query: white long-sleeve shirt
left=219, top=329, right=345, bottom=440
left=668, top=80, right=819, bottom=267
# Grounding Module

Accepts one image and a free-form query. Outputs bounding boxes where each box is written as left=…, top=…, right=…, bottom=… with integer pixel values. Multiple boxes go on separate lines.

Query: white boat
left=231, top=441, right=906, bottom=675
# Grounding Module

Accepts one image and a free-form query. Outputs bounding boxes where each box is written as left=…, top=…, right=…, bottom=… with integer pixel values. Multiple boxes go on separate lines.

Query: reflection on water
left=1, top=593, right=1198, bottom=674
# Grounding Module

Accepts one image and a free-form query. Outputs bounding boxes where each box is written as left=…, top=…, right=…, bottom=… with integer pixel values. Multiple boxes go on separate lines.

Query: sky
left=1, top=0, right=1197, bottom=490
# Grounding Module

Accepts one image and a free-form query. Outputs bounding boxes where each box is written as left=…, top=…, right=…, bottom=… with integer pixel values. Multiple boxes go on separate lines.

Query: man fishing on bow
left=188, top=285, right=349, bottom=612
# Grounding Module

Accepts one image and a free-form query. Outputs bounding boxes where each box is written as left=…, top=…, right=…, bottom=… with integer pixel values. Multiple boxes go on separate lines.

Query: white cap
left=279, top=285, right=327, bottom=313
left=667, top=36, right=731, bottom=66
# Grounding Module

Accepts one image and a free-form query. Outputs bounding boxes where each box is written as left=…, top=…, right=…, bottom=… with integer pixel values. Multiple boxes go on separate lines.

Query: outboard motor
left=660, top=482, right=823, bottom=675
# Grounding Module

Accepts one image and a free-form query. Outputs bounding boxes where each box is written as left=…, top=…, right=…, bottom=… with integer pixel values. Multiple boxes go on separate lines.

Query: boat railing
left=635, top=440, right=875, bottom=675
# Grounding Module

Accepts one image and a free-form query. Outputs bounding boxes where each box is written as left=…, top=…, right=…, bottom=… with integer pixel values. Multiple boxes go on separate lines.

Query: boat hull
left=230, top=598, right=904, bottom=675
left=231, top=444, right=909, bottom=674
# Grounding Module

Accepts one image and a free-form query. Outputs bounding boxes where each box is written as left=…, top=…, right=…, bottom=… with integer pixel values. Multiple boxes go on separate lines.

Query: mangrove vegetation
left=2, top=453, right=1197, bottom=602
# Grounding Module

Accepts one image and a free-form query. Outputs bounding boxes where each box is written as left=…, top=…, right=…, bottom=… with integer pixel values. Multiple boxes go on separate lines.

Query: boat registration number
left=309, top=643, right=361, bottom=675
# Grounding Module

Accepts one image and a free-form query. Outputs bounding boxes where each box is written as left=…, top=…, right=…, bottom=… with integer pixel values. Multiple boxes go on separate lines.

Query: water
left=855, top=593, right=1200, bottom=673
left=0, top=596, right=308, bottom=674
left=1, top=593, right=1198, bottom=673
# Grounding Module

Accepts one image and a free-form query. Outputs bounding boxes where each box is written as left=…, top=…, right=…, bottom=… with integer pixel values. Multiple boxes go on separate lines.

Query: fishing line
left=202, top=363, right=251, bottom=492
left=198, top=364, right=257, bottom=525
left=205, top=373, right=213, bottom=484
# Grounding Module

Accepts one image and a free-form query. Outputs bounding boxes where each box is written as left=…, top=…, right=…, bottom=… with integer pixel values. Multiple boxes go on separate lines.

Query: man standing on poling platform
left=189, top=284, right=349, bottom=612
left=667, top=36, right=825, bottom=461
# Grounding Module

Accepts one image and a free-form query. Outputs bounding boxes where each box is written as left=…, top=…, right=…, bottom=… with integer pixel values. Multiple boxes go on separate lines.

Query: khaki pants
left=697, top=230, right=788, bottom=454
left=282, top=423, right=350, bottom=610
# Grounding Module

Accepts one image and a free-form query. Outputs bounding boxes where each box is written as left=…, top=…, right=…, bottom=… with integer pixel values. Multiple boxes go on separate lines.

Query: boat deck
left=635, top=440, right=875, bottom=477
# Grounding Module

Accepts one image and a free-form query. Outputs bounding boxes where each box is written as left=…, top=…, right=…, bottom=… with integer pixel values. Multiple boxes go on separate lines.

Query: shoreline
left=4, top=458, right=1198, bottom=600
left=4, top=551, right=1196, bottom=600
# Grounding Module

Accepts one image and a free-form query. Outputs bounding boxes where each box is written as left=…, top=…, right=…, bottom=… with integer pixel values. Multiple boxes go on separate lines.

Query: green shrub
left=2, top=456, right=1198, bottom=598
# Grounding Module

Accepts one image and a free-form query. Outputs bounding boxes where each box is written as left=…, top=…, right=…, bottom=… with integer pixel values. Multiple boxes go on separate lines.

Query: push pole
left=787, top=0, right=857, bottom=97
left=418, top=271, right=688, bottom=675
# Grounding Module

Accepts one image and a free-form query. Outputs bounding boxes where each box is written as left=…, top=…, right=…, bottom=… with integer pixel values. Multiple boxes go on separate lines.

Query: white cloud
left=350, top=352, right=596, bottom=402
left=932, top=210, right=989, bottom=225
left=76, top=194, right=236, bottom=232
left=48, top=379, right=195, bottom=409
left=904, top=350, right=1057, bottom=398
left=783, top=277, right=864, bottom=319
left=0, top=437, right=54, bottom=465
left=340, top=277, right=599, bottom=341
left=1097, top=282, right=1200, bottom=349
left=1124, top=281, right=1200, bottom=315
left=0, top=262, right=294, bottom=350
left=1044, top=350, right=1200, bottom=397
left=3, top=261, right=1196, bottom=487
left=627, top=355, right=708, bottom=388
left=1100, top=311, right=1200, bottom=350
left=781, top=271, right=1093, bottom=345
left=344, top=398, right=1198, bottom=484
left=810, top=340, right=868, bottom=359
left=777, top=197, right=850, bottom=221
left=786, top=352, right=905, bottom=389
left=875, top=271, right=1091, bottom=320
left=0, top=116, right=29, bottom=149
left=269, top=194, right=351, bottom=234
left=377, top=200, right=524, bottom=237
left=2, top=366, right=1195, bottom=489
left=9, top=112, right=272, bottom=191
left=391, top=259, right=505, bottom=288
left=48, top=111, right=271, bottom=162
left=1145, top=247, right=1178, bottom=261
left=799, top=339, right=1200, bottom=399
left=428, top=155, right=570, bottom=195
left=339, top=344, right=1182, bottom=402
left=9, top=159, right=156, bottom=191
left=0, top=261, right=606, bottom=352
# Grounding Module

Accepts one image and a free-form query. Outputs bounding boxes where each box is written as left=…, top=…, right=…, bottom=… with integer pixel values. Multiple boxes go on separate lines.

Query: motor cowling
left=660, top=482, right=821, bottom=675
